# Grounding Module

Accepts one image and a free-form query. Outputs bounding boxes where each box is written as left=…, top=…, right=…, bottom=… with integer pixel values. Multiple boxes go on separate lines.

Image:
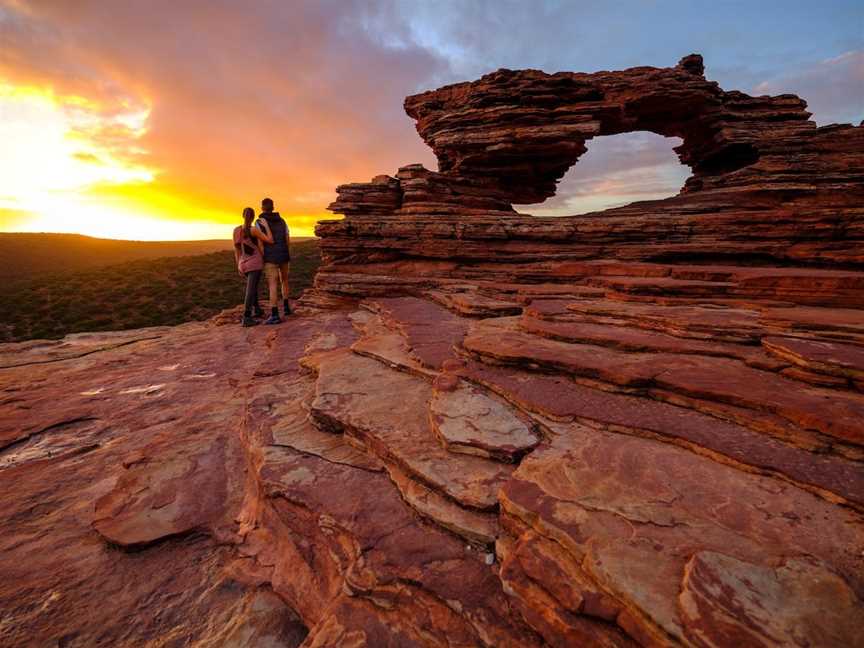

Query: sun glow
left=0, top=82, right=240, bottom=240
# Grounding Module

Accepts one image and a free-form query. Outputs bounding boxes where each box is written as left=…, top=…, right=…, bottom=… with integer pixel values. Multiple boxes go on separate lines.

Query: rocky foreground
left=2, top=55, right=864, bottom=647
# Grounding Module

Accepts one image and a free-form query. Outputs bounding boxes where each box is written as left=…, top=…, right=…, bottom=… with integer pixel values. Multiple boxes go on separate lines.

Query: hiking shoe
left=242, top=315, right=259, bottom=327
left=264, top=314, right=282, bottom=325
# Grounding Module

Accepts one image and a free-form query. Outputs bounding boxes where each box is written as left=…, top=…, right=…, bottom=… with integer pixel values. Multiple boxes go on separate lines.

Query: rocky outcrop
left=3, top=55, right=863, bottom=646
left=308, top=54, right=864, bottom=645
left=321, top=54, right=863, bottom=277
left=404, top=56, right=864, bottom=202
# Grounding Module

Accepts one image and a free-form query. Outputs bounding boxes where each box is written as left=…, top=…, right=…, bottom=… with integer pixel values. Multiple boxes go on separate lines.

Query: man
left=257, top=197, right=291, bottom=324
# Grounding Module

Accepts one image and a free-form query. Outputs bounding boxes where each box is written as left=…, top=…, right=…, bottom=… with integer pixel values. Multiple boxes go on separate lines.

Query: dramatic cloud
left=0, top=0, right=444, bottom=238
left=754, top=50, right=864, bottom=126
left=0, top=1, right=861, bottom=238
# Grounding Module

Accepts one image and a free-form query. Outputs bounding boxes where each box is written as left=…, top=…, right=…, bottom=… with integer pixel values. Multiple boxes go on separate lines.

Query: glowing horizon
left=0, top=81, right=324, bottom=240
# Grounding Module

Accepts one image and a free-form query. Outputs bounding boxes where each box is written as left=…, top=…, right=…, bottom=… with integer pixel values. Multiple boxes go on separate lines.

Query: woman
left=233, top=207, right=273, bottom=327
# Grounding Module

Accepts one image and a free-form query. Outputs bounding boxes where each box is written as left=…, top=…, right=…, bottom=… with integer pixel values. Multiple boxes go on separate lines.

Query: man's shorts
left=264, top=262, right=290, bottom=280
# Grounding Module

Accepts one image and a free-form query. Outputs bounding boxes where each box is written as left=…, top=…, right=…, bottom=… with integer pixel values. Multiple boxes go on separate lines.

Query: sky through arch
left=521, top=133, right=691, bottom=217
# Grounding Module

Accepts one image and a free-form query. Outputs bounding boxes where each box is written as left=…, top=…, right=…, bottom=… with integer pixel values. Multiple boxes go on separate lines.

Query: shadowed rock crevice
left=0, top=416, right=99, bottom=454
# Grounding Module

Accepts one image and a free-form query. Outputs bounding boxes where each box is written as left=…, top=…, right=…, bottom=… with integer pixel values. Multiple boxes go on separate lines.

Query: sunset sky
left=1, top=1, right=861, bottom=240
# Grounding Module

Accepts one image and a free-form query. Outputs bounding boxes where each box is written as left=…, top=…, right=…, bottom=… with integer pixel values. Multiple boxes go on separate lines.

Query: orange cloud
left=0, top=1, right=440, bottom=240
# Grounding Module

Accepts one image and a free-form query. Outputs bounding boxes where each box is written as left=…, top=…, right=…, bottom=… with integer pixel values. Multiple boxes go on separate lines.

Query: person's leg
left=242, top=270, right=261, bottom=326
left=251, top=271, right=263, bottom=318
left=279, top=263, right=291, bottom=315
left=264, top=263, right=281, bottom=324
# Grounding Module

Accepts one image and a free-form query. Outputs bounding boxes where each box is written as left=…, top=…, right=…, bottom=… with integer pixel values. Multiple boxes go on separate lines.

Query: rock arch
left=328, top=55, right=828, bottom=219
left=323, top=54, right=862, bottom=271
left=402, top=54, right=808, bottom=206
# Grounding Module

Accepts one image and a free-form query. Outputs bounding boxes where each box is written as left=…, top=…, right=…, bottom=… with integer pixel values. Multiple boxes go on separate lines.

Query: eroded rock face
left=4, top=55, right=863, bottom=646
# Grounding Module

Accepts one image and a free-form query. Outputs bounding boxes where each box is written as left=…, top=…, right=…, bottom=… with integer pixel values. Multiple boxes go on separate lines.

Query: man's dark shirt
left=259, top=212, right=290, bottom=264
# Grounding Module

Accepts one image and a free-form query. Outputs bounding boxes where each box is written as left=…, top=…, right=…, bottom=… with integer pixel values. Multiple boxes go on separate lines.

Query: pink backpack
left=233, top=226, right=263, bottom=273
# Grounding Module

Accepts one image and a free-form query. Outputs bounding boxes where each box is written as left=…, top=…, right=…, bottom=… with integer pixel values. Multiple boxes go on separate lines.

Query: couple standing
left=233, top=197, right=291, bottom=327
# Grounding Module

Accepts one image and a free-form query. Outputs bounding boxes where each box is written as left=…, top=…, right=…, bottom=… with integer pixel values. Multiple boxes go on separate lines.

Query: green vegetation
left=0, top=233, right=238, bottom=278
left=0, top=239, right=320, bottom=342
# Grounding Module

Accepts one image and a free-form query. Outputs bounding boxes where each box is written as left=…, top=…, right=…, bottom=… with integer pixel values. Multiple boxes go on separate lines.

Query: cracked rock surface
left=3, top=290, right=863, bottom=646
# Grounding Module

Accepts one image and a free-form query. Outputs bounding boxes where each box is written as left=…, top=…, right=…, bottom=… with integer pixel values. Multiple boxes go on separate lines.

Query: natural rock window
left=519, top=132, right=690, bottom=216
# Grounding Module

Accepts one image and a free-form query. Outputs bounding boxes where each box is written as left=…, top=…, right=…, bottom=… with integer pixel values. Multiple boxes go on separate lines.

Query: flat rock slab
left=365, top=296, right=469, bottom=369
left=386, top=463, right=499, bottom=545
left=565, top=299, right=763, bottom=343
left=759, top=306, right=864, bottom=344
left=349, top=311, right=437, bottom=380
left=92, top=435, right=229, bottom=546
left=519, top=314, right=787, bottom=371
left=460, top=360, right=864, bottom=508
left=590, top=276, right=736, bottom=297
left=310, top=348, right=513, bottom=510
left=427, top=289, right=524, bottom=317
left=463, top=322, right=664, bottom=387
left=0, top=327, right=169, bottom=369
left=763, top=335, right=864, bottom=380
left=651, top=353, right=864, bottom=447
left=260, top=377, right=383, bottom=473
left=679, top=551, right=863, bottom=648
left=500, top=423, right=864, bottom=646
left=521, top=315, right=726, bottom=355
left=465, top=320, right=864, bottom=447
left=430, top=381, right=539, bottom=461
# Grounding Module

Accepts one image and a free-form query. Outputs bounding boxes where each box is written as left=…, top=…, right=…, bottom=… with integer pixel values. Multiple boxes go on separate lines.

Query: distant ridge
left=0, top=232, right=312, bottom=278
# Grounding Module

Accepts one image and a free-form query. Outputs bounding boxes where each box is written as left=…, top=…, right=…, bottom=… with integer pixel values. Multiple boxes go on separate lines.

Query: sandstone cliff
left=1, top=55, right=863, bottom=647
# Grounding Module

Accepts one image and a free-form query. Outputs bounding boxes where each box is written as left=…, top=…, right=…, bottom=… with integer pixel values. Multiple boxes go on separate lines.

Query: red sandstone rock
left=402, top=55, right=829, bottom=204
left=0, top=320, right=311, bottom=646
left=92, top=434, right=229, bottom=546
left=365, top=296, right=469, bottom=369
left=309, top=348, right=514, bottom=510
left=499, top=425, right=864, bottom=646
left=429, top=380, right=539, bottom=461
left=464, top=319, right=864, bottom=447
left=763, top=335, right=864, bottom=380
left=458, top=359, right=864, bottom=508
left=326, top=173, right=401, bottom=216
left=225, top=56, right=864, bottom=646
left=678, top=551, right=863, bottom=647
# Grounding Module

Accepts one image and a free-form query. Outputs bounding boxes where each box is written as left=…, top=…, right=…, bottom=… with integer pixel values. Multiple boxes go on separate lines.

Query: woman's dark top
left=259, top=212, right=290, bottom=263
